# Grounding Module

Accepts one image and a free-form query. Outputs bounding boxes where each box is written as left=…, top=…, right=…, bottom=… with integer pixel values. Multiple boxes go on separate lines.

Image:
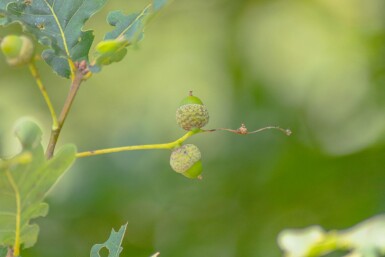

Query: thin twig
left=248, top=126, right=292, bottom=136
left=204, top=124, right=292, bottom=136
left=6, top=247, right=14, bottom=257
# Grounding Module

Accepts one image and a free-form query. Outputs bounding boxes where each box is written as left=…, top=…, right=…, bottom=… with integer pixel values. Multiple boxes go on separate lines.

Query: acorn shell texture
left=170, top=144, right=201, bottom=173
left=176, top=104, right=209, bottom=131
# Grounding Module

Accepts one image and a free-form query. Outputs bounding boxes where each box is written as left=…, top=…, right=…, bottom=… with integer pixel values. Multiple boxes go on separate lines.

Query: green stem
left=46, top=71, right=84, bottom=159
left=28, top=62, right=59, bottom=129
left=5, top=170, right=21, bottom=257
left=76, top=130, right=199, bottom=158
left=76, top=124, right=292, bottom=158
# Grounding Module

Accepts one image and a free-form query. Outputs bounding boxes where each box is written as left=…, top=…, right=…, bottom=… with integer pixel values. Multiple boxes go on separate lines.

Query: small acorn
left=0, top=35, right=34, bottom=66
left=176, top=91, right=209, bottom=131
left=170, top=144, right=203, bottom=179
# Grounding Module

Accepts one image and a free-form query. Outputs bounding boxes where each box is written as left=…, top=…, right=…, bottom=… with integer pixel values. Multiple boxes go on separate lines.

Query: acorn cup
left=0, top=35, right=34, bottom=66
left=170, top=144, right=203, bottom=179
left=176, top=91, right=209, bottom=131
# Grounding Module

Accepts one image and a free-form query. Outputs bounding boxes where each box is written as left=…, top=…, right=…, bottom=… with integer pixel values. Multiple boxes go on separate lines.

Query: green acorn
left=176, top=91, right=209, bottom=131
left=0, top=35, right=34, bottom=66
left=170, top=144, right=203, bottom=179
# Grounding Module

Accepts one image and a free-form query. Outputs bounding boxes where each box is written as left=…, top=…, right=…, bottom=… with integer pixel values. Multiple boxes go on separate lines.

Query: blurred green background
left=1, top=0, right=385, bottom=256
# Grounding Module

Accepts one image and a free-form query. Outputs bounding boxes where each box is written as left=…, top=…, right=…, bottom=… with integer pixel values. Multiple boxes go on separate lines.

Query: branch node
left=236, top=123, right=248, bottom=135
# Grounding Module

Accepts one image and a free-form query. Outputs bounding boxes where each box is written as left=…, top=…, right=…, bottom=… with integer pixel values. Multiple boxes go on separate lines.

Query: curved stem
left=248, top=126, right=292, bottom=135
left=28, top=62, right=59, bottom=129
left=76, top=130, right=199, bottom=158
left=76, top=124, right=291, bottom=158
left=45, top=71, right=84, bottom=159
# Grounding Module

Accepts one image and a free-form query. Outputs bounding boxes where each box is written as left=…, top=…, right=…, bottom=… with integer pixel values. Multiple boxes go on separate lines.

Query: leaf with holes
left=90, top=0, right=167, bottom=72
left=0, top=119, right=76, bottom=255
left=0, top=0, right=107, bottom=78
left=90, top=223, right=127, bottom=257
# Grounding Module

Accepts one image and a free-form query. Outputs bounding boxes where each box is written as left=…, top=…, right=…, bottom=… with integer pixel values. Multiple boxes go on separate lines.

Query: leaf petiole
left=28, top=62, right=59, bottom=130
left=5, top=170, right=21, bottom=257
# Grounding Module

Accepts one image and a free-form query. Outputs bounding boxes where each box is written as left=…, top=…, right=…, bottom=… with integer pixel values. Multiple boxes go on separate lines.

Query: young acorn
left=170, top=144, right=203, bottom=179
left=176, top=91, right=209, bottom=131
left=0, top=35, right=34, bottom=66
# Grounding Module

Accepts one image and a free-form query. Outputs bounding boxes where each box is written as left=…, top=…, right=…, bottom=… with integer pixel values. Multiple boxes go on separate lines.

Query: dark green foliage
left=0, top=0, right=107, bottom=77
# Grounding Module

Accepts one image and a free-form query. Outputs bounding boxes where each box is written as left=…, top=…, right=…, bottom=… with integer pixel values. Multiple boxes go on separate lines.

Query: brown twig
left=45, top=61, right=89, bottom=159
left=6, top=247, right=14, bottom=257
left=203, top=123, right=292, bottom=136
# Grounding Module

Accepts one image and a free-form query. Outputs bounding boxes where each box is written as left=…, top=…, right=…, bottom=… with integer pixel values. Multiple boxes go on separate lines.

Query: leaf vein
left=42, top=0, right=69, bottom=56
left=42, top=0, right=74, bottom=78
left=64, top=0, right=86, bottom=31
left=118, top=4, right=152, bottom=39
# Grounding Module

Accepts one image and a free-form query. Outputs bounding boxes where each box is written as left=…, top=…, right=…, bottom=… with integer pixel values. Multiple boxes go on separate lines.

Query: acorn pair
left=170, top=92, right=209, bottom=179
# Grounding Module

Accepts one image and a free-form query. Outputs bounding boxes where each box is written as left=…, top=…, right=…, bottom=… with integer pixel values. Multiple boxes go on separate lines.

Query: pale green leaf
left=91, top=39, right=128, bottom=72
left=338, top=215, right=385, bottom=254
left=0, top=119, right=76, bottom=251
left=278, top=215, right=385, bottom=257
left=90, top=0, right=167, bottom=72
left=278, top=226, right=327, bottom=257
left=90, top=223, right=127, bottom=257
left=0, top=0, right=107, bottom=78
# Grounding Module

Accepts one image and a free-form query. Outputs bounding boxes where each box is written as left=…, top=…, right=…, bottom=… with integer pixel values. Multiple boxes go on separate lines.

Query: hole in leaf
left=98, top=247, right=109, bottom=257
left=36, top=23, right=45, bottom=30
